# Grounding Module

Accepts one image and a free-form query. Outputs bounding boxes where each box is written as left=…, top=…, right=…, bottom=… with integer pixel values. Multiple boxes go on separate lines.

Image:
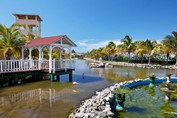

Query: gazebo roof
left=23, top=35, right=77, bottom=47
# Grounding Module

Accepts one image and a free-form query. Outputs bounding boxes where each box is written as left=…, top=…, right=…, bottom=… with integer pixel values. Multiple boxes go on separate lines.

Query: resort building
left=13, top=13, right=42, bottom=38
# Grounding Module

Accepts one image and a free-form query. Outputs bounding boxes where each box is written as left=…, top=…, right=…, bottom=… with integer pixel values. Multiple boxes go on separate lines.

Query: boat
left=90, top=62, right=105, bottom=68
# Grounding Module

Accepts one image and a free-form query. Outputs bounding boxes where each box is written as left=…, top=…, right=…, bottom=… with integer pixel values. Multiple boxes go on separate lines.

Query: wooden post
left=29, top=48, right=32, bottom=69
left=69, top=71, right=72, bottom=82
left=49, top=46, right=52, bottom=73
left=69, top=47, right=72, bottom=68
left=38, top=47, right=42, bottom=70
left=53, top=59, right=55, bottom=73
left=57, top=75, right=60, bottom=82
left=21, top=47, right=24, bottom=60
left=60, top=51, right=62, bottom=68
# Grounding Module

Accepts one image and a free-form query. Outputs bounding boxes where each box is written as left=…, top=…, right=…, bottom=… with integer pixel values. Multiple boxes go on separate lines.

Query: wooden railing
left=0, top=59, right=75, bottom=73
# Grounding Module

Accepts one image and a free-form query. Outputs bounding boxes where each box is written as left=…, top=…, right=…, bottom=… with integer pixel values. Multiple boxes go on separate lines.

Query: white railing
left=0, top=59, right=75, bottom=73
left=61, top=59, right=75, bottom=69
left=0, top=60, right=39, bottom=72
left=50, top=59, right=75, bottom=73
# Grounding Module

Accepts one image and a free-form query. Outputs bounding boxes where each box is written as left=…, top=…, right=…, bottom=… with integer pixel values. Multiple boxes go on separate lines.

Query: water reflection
left=0, top=88, right=56, bottom=108
left=160, top=102, right=176, bottom=118
left=119, top=85, right=177, bottom=118
left=1, top=60, right=177, bottom=118
left=143, top=86, right=155, bottom=97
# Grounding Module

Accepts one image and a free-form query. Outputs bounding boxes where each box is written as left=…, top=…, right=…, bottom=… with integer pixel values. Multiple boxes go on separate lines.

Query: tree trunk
left=128, top=52, right=130, bottom=63
left=148, top=56, right=151, bottom=65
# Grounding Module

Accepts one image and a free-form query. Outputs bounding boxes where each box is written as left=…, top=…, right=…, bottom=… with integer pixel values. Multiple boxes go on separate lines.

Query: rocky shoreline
left=69, top=59, right=177, bottom=118
left=69, top=76, right=177, bottom=118
left=84, top=58, right=177, bottom=69
left=69, top=78, right=148, bottom=118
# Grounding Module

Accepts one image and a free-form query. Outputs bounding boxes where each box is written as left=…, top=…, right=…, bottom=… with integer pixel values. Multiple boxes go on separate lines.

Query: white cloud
left=74, top=38, right=164, bottom=53
left=156, top=39, right=163, bottom=44
left=75, top=39, right=122, bottom=52
left=135, top=39, right=163, bottom=44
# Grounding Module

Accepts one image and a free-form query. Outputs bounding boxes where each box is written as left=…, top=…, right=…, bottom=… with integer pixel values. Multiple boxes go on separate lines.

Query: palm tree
left=22, top=33, right=37, bottom=59
left=105, top=41, right=116, bottom=61
left=115, top=45, right=124, bottom=56
left=89, top=49, right=99, bottom=59
left=0, top=24, right=25, bottom=59
left=160, top=43, right=170, bottom=64
left=97, top=47, right=104, bottom=58
left=143, top=40, right=159, bottom=64
left=121, top=35, right=135, bottom=62
left=135, top=41, right=147, bottom=57
left=164, top=31, right=177, bottom=64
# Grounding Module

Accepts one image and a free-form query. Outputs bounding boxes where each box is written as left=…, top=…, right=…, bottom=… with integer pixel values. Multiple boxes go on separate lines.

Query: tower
left=13, top=13, right=42, bottom=38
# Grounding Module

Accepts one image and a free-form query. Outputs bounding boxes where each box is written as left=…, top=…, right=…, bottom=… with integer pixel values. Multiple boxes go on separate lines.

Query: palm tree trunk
left=166, top=53, right=169, bottom=64
left=111, top=56, right=114, bottom=61
left=148, top=56, right=151, bottom=65
left=128, top=52, right=130, bottom=63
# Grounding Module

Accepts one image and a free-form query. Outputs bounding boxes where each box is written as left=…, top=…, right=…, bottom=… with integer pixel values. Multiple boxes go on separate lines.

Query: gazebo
left=0, top=35, right=77, bottom=84
left=22, top=35, right=77, bottom=73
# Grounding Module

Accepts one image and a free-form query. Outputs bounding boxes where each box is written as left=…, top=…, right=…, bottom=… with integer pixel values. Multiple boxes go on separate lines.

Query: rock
left=70, top=78, right=164, bottom=117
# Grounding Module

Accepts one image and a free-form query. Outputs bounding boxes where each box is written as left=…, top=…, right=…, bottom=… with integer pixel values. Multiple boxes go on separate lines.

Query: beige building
left=13, top=13, right=42, bottom=38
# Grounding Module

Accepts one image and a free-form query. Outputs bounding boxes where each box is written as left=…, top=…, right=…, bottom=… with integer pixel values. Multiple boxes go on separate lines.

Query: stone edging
left=84, top=58, right=177, bottom=69
left=69, top=77, right=176, bottom=118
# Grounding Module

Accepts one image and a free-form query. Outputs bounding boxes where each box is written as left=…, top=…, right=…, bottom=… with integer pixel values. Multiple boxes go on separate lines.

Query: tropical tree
left=115, top=44, right=124, bottom=56
left=106, top=41, right=116, bottom=60
left=0, top=24, right=25, bottom=59
left=163, top=31, right=177, bottom=64
left=106, top=41, right=116, bottom=55
left=101, top=47, right=109, bottom=57
left=135, top=41, right=147, bottom=57
left=23, top=33, right=35, bottom=43
left=160, top=43, right=171, bottom=63
left=143, top=40, right=159, bottom=64
left=88, top=49, right=99, bottom=59
left=97, top=47, right=104, bottom=58
left=23, top=33, right=37, bottom=59
left=121, top=35, right=135, bottom=62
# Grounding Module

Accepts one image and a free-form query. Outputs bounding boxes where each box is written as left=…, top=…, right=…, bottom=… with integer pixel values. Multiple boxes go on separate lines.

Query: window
left=18, top=16, right=26, bottom=19
left=28, top=16, right=35, bottom=20
left=20, top=26, right=25, bottom=30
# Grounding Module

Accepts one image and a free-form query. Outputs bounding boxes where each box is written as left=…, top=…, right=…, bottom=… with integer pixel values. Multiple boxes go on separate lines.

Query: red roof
left=24, top=35, right=65, bottom=47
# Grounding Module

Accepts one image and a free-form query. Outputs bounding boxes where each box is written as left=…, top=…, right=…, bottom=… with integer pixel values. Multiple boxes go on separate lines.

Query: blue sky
left=1, top=0, right=177, bottom=52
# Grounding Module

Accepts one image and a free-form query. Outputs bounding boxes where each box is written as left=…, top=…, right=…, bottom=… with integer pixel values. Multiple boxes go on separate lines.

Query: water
left=115, top=84, right=177, bottom=118
left=0, top=59, right=177, bottom=118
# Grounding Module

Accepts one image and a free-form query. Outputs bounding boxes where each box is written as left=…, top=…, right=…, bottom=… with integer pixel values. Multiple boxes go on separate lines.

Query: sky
left=1, top=0, right=177, bottom=52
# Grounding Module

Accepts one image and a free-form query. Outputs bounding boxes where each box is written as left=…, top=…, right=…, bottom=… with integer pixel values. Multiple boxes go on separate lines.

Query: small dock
left=0, top=59, right=75, bottom=87
left=0, top=35, right=77, bottom=87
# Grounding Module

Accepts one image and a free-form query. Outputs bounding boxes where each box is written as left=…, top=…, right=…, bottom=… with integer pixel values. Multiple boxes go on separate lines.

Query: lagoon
left=0, top=59, right=176, bottom=118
